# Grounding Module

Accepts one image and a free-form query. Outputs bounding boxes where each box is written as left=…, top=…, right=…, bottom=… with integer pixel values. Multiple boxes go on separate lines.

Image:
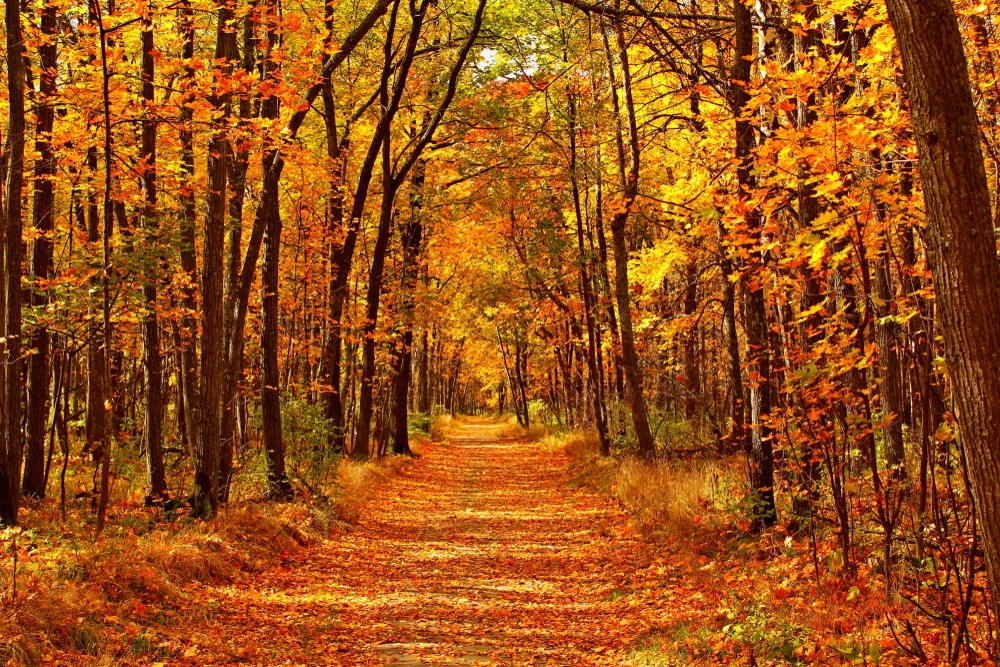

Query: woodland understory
left=4, top=0, right=1000, bottom=663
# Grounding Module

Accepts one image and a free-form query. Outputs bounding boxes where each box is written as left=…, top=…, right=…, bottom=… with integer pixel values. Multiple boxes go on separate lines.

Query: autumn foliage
left=4, top=0, right=1000, bottom=663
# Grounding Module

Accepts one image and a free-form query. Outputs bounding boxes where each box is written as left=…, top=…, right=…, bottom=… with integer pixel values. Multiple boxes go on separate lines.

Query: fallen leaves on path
left=164, top=421, right=680, bottom=666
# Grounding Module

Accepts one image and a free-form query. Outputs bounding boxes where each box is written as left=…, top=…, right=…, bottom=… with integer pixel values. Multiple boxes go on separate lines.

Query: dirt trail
left=182, top=421, right=671, bottom=666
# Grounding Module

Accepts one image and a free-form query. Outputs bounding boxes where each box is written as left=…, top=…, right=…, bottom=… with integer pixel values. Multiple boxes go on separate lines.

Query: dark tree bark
left=319, top=0, right=348, bottom=453
left=873, top=252, right=905, bottom=475
left=85, top=145, right=106, bottom=496
left=681, top=262, right=699, bottom=421
left=354, top=0, right=486, bottom=458
left=569, top=88, right=611, bottom=455
left=585, top=73, right=624, bottom=405
left=417, top=321, right=430, bottom=413
left=219, top=9, right=256, bottom=499
left=259, top=0, right=291, bottom=498
left=192, top=0, right=237, bottom=518
left=786, top=0, right=826, bottom=518
left=390, top=150, right=427, bottom=456
left=233, top=0, right=395, bottom=455
left=604, top=19, right=655, bottom=457
left=93, top=0, right=118, bottom=535
left=139, top=4, right=167, bottom=500
left=23, top=0, right=58, bottom=499
left=177, top=0, right=200, bottom=472
left=498, top=329, right=526, bottom=427
left=355, top=132, right=403, bottom=459
left=1, top=0, right=26, bottom=523
left=343, top=0, right=407, bottom=460
left=79, top=2, right=108, bottom=527
left=884, top=0, right=1000, bottom=621
left=514, top=339, right=530, bottom=428
left=731, top=0, right=775, bottom=526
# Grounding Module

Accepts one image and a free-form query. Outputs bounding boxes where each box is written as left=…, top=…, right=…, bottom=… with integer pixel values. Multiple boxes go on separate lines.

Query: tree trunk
left=354, top=0, right=484, bottom=455
left=193, top=0, right=237, bottom=517
left=258, top=0, right=290, bottom=498
left=569, top=89, right=610, bottom=455
left=498, top=329, right=524, bottom=427
left=682, top=262, right=699, bottom=422
left=328, top=1, right=406, bottom=456
left=94, top=0, right=118, bottom=535
left=514, top=339, right=530, bottom=429
left=731, top=0, right=775, bottom=526
left=177, top=0, right=200, bottom=475
left=873, top=253, right=905, bottom=475
left=22, top=0, right=58, bottom=499
left=884, top=0, right=1000, bottom=621
left=85, top=145, right=107, bottom=514
left=219, top=10, right=255, bottom=499
left=604, top=18, right=655, bottom=457
left=139, top=5, right=167, bottom=500
left=354, top=134, right=397, bottom=459
left=1, top=0, right=26, bottom=523
left=418, top=323, right=430, bottom=413
left=320, top=0, right=347, bottom=452
left=391, top=149, right=427, bottom=456
left=261, top=200, right=290, bottom=496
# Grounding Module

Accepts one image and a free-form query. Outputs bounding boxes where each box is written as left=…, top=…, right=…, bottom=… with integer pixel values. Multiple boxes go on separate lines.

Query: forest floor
left=15, top=419, right=928, bottom=666
left=161, top=419, right=679, bottom=666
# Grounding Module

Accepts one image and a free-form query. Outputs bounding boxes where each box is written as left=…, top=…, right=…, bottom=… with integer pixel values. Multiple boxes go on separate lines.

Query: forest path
left=189, top=420, right=670, bottom=666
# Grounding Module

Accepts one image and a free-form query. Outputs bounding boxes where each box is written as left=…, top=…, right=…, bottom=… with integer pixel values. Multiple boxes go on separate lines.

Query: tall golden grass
left=496, top=418, right=555, bottom=442
left=555, top=429, right=742, bottom=539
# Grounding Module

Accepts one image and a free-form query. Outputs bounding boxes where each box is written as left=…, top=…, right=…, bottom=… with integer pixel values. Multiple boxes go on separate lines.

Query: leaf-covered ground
left=161, top=420, right=682, bottom=666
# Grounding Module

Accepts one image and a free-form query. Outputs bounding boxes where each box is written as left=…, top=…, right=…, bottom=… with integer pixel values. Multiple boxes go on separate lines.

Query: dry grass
left=429, top=414, right=455, bottom=441
left=334, top=453, right=415, bottom=524
left=496, top=419, right=555, bottom=442
left=0, top=502, right=314, bottom=664
left=0, top=452, right=409, bottom=665
left=555, top=429, right=742, bottom=539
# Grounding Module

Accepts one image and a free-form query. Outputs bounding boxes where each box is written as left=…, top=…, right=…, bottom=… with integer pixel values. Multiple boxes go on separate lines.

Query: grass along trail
left=174, top=420, right=685, bottom=666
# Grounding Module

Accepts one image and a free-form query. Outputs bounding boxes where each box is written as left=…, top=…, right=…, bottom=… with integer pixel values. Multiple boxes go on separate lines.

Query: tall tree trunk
left=85, top=147, right=106, bottom=499
left=219, top=9, right=256, bottom=499
left=874, top=252, right=905, bottom=475
left=418, top=320, right=430, bottom=413
left=789, top=0, right=825, bottom=518
left=682, top=262, right=699, bottom=422
left=259, top=0, right=290, bottom=497
left=193, top=0, right=237, bottom=517
left=391, top=149, right=427, bottom=456
left=216, top=0, right=390, bottom=465
left=22, top=0, right=58, bottom=499
left=177, top=0, right=200, bottom=471
left=514, top=340, right=529, bottom=428
left=731, top=0, right=775, bottom=526
left=261, top=200, right=290, bottom=496
left=884, top=0, right=1000, bottom=620
left=569, top=89, right=610, bottom=455
left=719, top=247, right=745, bottom=452
left=1, top=0, right=26, bottom=523
left=604, top=19, right=655, bottom=457
left=354, top=0, right=484, bottom=457
left=355, top=134, right=397, bottom=459
left=329, top=0, right=406, bottom=457
left=320, top=0, right=347, bottom=452
left=81, top=2, right=108, bottom=525
left=94, top=0, right=117, bottom=535
left=139, top=4, right=167, bottom=500
left=498, top=329, right=525, bottom=427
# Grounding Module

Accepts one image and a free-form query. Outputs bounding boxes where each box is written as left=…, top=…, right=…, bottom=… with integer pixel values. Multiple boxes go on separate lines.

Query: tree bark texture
left=884, top=0, right=1000, bottom=619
